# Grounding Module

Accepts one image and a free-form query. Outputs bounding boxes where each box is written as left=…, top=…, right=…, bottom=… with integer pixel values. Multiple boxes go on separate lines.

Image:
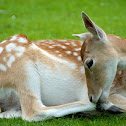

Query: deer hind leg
left=108, top=94, right=126, bottom=110
left=17, top=80, right=96, bottom=121
left=0, top=109, right=22, bottom=119
left=18, top=78, right=96, bottom=121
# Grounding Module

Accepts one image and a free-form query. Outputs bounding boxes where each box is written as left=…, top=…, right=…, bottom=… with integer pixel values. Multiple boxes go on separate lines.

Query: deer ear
left=81, top=11, right=107, bottom=42
left=72, top=33, right=91, bottom=41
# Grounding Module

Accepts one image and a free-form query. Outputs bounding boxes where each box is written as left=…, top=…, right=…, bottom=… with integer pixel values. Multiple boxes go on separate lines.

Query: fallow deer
left=0, top=12, right=126, bottom=121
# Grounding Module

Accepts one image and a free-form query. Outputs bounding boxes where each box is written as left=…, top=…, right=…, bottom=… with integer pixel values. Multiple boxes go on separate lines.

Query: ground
left=0, top=0, right=126, bottom=125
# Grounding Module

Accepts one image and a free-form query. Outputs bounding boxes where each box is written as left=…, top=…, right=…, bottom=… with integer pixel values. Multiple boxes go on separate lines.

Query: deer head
left=73, top=12, right=119, bottom=104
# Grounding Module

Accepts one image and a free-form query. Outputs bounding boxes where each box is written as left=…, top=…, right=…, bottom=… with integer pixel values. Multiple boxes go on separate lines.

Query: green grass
left=0, top=0, right=126, bottom=125
left=0, top=113, right=126, bottom=126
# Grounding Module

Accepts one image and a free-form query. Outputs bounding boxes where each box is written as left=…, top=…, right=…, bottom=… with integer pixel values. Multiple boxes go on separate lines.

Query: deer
left=0, top=11, right=126, bottom=121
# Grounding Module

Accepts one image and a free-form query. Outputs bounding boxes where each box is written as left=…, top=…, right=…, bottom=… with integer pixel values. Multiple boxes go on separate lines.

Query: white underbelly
left=39, top=64, right=88, bottom=106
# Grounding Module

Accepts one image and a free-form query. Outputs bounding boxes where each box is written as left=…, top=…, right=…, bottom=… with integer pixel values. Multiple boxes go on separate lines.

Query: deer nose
left=89, top=95, right=98, bottom=104
left=85, top=59, right=94, bottom=69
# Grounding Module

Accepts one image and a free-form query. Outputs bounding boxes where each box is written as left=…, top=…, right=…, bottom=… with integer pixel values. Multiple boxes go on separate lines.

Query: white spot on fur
left=6, top=43, right=16, bottom=52
left=0, top=47, right=3, bottom=54
left=49, top=46, right=53, bottom=49
left=73, top=52, right=78, bottom=56
left=61, top=46, right=66, bottom=49
left=64, top=43, right=70, bottom=45
left=55, top=51, right=59, bottom=53
left=74, top=48, right=81, bottom=51
left=1, top=40, right=7, bottom=44
left=58, top=54, right=62, bottom=57
left=0, top=64, right=7, bottom=71
left=65, top=51, right=72, bottom=54
left=72, top=42, right=77, bottom=46
left=6, top=44, right=25, bottom=55
left=10, top=36, right=17, bottom=41
left=77, top=56, right=81, bottom=61
left=56, top=44, right=62, bottom=47
left=7, top=55, right=15, bottom=68
left=73, top=44, right=77, bottom=46
left=39, top=40, right=46, bottom=42
left=16, top=52, right=23, bottom=57
left=18, top=37, right=28, bottom=43
left=116, top=36, right=121, bottom=39
left=3, top=57, right=7, bottom=62
left=58, top=40, right=67, bottom=42
left=14, top=46, right=26, bottom=52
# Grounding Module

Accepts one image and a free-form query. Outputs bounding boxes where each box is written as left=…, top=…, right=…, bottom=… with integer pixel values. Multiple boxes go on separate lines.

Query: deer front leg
left=96, top=93, right=126, bottom=114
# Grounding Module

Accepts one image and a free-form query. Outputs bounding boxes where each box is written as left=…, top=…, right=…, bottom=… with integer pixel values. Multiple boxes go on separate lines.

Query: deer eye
left=84, top=58, right=94, bottom=70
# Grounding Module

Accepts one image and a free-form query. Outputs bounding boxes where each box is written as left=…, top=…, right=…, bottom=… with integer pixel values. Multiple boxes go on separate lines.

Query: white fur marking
left=49, top=46, right=53, bottom=49
left=116, top=36, right=121, bottom=39
left=58, top=54, right=62, bottom=57
left=10, top=36, right=17, bottom=41
left=14, top=45, right=25, bottom=57
left=74, top=48, right=81, bottom=51
left=61, top=46, right=66, bottom=49
left=57, top=44, right=62, bottom=47
left=14, top=46, right=26, bottom=52
left=0, top=64, right=7, bottom=71
left=58, top=40, right=67, bottom=42
left=72, top=42, right=77, bottom=46
left=55, top=51, right=60, bottom=53
left=37, top=46, right=77, bottom=69
left=18, top=37, right=28, bottom=43
left=77, top=56, right=81, bottom=61
left=7, top=55, right=15, bottom=68
left=73, top=52, right=78, bottom=56
left=1, top=40, right=7, bottom=44
left=0, top=47, right=3, bottom=54
left=65, top=51, right=72, bottom=54
left=39, top=40, right=46, bottom=42
left=16, top=52, right=23, bottom=57
left=6, top=43, right=16, bottom=52
left=64, top=43, right=70, bottom=45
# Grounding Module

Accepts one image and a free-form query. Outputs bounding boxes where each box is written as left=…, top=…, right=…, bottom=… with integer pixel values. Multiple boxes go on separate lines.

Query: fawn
left=0, top=12, right=126, bottom=121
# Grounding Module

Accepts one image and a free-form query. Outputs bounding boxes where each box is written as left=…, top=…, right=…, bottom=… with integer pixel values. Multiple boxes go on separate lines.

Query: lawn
left=0, top=113, right=126, bottom=126
left=0, top=0, right=126, bottom=125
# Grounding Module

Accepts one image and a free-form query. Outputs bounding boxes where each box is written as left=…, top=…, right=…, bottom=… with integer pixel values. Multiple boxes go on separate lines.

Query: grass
left=0, top=0, right=126, bottom=125
left=0, top=113, right=126, bottom=126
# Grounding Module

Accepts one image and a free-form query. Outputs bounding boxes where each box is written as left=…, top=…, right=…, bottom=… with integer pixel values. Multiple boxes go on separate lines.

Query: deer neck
left=108, top=34, right=126, bottom=70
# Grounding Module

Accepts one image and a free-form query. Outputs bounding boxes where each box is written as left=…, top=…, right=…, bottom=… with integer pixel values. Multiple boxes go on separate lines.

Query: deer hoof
left=107, top=105, right=125, bottom=114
